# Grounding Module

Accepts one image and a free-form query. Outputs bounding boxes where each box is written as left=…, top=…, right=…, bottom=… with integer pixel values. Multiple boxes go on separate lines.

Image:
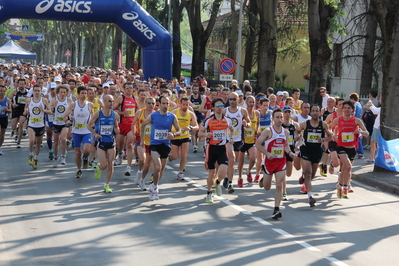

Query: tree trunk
left=371, top=0, right=399, bottom=140
left=228, top=0, right=238, bottom=60
left=243, top=0, right=258, bottom=81
left=359, top=6, right=378, bottom=97
left=307, top=0, right=334, bottom=104
left=112, top=26, right=123, bottom=70
left=172, top=0, right=184, bottom=79
left=256, top=0, right=278, bottom=93
left=125, top=37, right=137, bottom=69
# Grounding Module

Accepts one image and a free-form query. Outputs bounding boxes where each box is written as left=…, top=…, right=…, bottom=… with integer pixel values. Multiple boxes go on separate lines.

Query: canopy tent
left=0, top=40, right=36, bottom=60
left=181, top=51, right=192, bottom=70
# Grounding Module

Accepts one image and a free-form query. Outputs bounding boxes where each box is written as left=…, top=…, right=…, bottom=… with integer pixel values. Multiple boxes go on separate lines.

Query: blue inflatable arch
left=0, top=0, right=172, bottom=80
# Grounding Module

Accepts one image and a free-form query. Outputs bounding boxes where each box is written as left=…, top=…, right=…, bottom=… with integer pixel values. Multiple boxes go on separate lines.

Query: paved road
left=1, top=136, right=399, bottom=266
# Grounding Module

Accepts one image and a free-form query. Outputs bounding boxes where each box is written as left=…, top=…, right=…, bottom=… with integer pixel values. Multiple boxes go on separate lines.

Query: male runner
left=9, top=78, right=28, bottom=148
left=255, top=98, right=272, bottom=182
left=0, top=85, right=12, bottom=155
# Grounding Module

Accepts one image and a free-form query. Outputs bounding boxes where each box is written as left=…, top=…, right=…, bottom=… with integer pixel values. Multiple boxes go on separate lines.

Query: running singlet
left=282, top=121, right=296, bottom=151
left=0, top=97, right=9, bottom=117
left=263, top=126, right=287, bottom=164
left=53, top=96, right=69, bottom=126
left=244, top=110, right=258, bottom=144
left=204, top=97, right=212, bottom=110
left=28, top=98, right=45, bottom=128
left=203, top=114, right=232, bottom=146
left=150, top=111, right=175, bottom=146
left=88, top=97, right=101, bottom=113
left=322, top=107, right=336, bottom=121
left=302, top=120, right=325, bottom=148
left=72, top=101, right=91, bottom=134
left=296, top=114, right=311, bottom=124
left=119, top=95, right=137, bottom=124
left=293, top=100, right=302, bottom=114
left=190, top=94, right=203, bottom=121
left=225, top=107, right=243, bottom=142
left=95, top=110, right=115, bottom=143
left=259, top=110, right=271, bottom=133
left=337, top=116, right=357, bottom=147
left=137, top=110, right=154, bottom=145
left=13, top=90, right=28, bottom=114
left=46, top=94, right=55, bottom=124
left=173, top=108, right=191, bottom=140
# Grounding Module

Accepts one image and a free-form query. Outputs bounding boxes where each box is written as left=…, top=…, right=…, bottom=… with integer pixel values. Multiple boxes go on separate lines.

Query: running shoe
left=259, top=177, right=264, bottom=188
left=329, top=162, right=334, bottom=174
left=152, top=187, right=159, bottom=200
left=365, top=158, right=375, bottom=163
left=337, top=187, right=342, bottom=199
left=53, top=157, right=59, bottom=168
left=205, top=193, right=214, bottom=203
left=32, top=159, right=38, bottom=169
left=222, top=177, right=228, bottom=189
left=94, top=164, right=102, bottom=180
left=75, top=170, right=82, bottom=179
left=176, top=171, right=184, bottom=180
left=23, top=129, right=27, bottom=136
left=193, top=146, right=198, bottom=153
left=139, top=178, right=147, bottom=191
left=66, top=140, right=72, bottom=148
left=125, top=166, right=131, bottom=176
left=227, top=184, right=235, bottom=194
left=298, top=174, right=304, bottom=184
left=135, top=157, right=139, bottom=165
left=323, top=165, right=328, bottom=176
left=60, top=156, right=66, bottom=165
left=16, top=142, right=21, bottom=148
left=300, top=184, right=307, bottom=194
left=319, top=164, right=324, bottom=176
left=89, top=161, right=96, bottom=168
left=203, top=152, right=206, bottom=158
left=9, top=131, right=14, bottom=138
left=28, top=155, right=34, bottom=165
left=103, top=184, right=112, bottom=193
left=150, top=175, right=154, bottom=182
left=113, top=159, right=118, bottom=166
left=0, top=147, right=2, bottom=155
left=246, top=171, right=253, bottom=183
left=343, top=188, right=349, bottom=198
left=116, top=153, right=123, bottom=165
left=48, top=151, right=54, bottom=160
left=83, top=157, right=89, bottom=169
left=357, top=154, right=364, bottom=159
left=272, top=210, right=282, bottom=220
left=136, top=170, right=142, bottom=179
left=237, top=178, right=244, bottom=188
left=348, top=185, right=354, bottom=193
left=14, top=136, right=18, bottom=143
left=282, top=193, right=288, bottom=201
left=254, top=174, right=260, bottom=183
left=308, top=197, right=316, bottom=207
left=215, top=183, right=222, bottom=196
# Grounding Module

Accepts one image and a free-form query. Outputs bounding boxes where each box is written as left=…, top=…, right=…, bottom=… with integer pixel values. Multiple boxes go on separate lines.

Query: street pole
left=235, top=0, right=244, bottom=84
left=167, top=0, right=171, bottom=33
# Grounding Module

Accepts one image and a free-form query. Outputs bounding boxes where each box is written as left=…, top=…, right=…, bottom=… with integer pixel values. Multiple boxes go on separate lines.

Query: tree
left=243, top=0, right=258, bottom=81
left=112, top=25, right=123, bottom=70
left=172, top=0, right=185, bottom=78
left=371, top=0, right=399, bottom=140
left=307, top=0, right=336, bottom=104
left=256, top=0, right=278, bottom=93
left=182, top=0, right=223, bottom=80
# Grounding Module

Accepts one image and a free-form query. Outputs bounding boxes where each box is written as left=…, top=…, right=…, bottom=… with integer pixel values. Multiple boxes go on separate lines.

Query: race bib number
left=307, top=132, right=321, bottom=143
left=55, top=115, right=64, bottom=122
left=181, top=129, right=187, bottom=135
left=244, top=128, right=254, bottom=136
left=75, top=123, right=86, bottom=129
left=154, top=129, right=168, bottom=140
left=271, top=147, right=284, bottom=158
left=125, top=108, right=135, bottom=117
left=259, top=127, right=266, bottom=133
left=288, top=135, right=294, bottom=145
left=145, top=125, right=151, bottom=135
left=30, top=117, right=42, bottom=123
left=213, top=130, right=226, bottom=141
left=100, top=125, right=113, bottom=135
left=342, top=132, right=354, bottom=142
left=17, top=97, right=26, bottom=104
left=234, top=130, right=240, bottom=136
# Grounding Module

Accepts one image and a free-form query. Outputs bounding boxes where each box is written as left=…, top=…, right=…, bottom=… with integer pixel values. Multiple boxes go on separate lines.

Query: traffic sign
left=220, top=74, right=233, bottom=81
left=219, top=58, right=235, bottom=74
left=21, top=25, right=29, bottom=32
left=64, top=49, right=72, bottom=57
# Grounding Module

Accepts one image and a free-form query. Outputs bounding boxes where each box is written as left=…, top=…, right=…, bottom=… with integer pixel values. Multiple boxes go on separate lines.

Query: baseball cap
left=54, top=76, right=62, bottom=82
left=13, top=70, right=18, bottom=74
left=103, top=83, right=109, bottom=88
left=283, top=106, right=292, bottom=112
left=277, top=91, right=284, bottom=96
left=50, top=82, right=57, bottom=89
left=236, top=90, right=244, bottom=96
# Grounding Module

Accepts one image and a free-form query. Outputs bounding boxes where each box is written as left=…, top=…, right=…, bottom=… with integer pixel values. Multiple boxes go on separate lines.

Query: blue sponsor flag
left=375, top=132, right=399, bottom=172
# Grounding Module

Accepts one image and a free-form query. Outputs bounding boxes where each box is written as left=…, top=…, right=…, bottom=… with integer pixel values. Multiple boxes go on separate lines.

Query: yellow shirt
left=87, top=97, right=100, bottom=113
left=172, top=108, right=191, bottom=140
left=244, top=110, right=258, bottom=144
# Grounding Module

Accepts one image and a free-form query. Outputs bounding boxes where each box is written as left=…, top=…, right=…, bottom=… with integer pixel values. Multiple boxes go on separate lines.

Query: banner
left=375, top=132, right=399, bottom=172
left=4, top=32, right=44, bottom=42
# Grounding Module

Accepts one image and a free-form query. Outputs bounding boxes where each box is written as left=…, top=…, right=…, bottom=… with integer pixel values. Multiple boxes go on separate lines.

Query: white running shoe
left=53, top=157, right=59, bottom=168
left=139, top=178, right=147, bottom=191
left=125, top=166, right=131, bottom=176
left=176, top=171, right=184, bottom=180
left=117, top=154, right=123, bottom=165
left=60, top=156, right=66, bottom=165
left=149, top=184, right=159, bottom=200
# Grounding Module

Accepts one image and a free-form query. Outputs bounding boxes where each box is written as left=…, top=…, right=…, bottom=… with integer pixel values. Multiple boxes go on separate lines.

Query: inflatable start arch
left=0, top=0, right=172, bottom=80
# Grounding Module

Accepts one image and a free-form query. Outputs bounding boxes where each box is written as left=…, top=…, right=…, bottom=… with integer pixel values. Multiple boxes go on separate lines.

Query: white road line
left=295, top=241, right=320, bottom=251
left=251, top=216, right=272, bottom=226
left=218, top=197, right=253, bottom=215
left=273, top=228, right=294, bottom=237
left=165, top=165, right=173, bottom=169
left=325, top=257, right=349, bottom=266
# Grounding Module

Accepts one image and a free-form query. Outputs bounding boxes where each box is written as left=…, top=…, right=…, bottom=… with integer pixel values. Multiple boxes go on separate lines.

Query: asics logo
left=35, top=0, right=92, bottom=14
left=122, top=11, right=157, bottom=41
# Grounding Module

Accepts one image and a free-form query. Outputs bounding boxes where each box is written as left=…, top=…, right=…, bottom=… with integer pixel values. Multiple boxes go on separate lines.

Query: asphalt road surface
left=1, top=136, right=399, bottom=266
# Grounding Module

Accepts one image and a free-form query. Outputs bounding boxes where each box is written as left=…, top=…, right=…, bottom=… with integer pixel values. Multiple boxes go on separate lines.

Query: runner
left=170, top=97, right=199, bottom=180
left=140, top=96, right=181, bottom=200
left=190, top=84, right=203, bottom=153
left=64, top=86, right=93, bottom=178
left=296, top=105, right=332, bottom=206
left=199, top=97, right=234, bottom=203
left=329, top=100, right=369, bottom=199
left=255, top=98, right=272, bottom=182
left=319, top=97, right=337, bottom=176
left=8, top=78, right=28, bottom=148
left=24, top=85, right=52, bottom=169
left=44, top=82, right=57, bottom=160
left=255, top=108, right=296, bottom=219
left=88, top=94, right=120, bottom=193
left=87, top=86, right=104, bottom=167
left=237, top=96, right=259, bottom=187
left=50, top=84, right=73, bottom=167
left=0, top=85, right=12, bottom=155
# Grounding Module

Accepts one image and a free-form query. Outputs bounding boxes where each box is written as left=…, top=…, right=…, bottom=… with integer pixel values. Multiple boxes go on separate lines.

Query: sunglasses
left=320, top=91, right=326, bottom=94
left=215, top=104, right=224, bottom=108
left=229, top=98, right=237, bottom=101
left=108, top=100, right=114, bottom=103
left=147, top=102, right=155, bottom=105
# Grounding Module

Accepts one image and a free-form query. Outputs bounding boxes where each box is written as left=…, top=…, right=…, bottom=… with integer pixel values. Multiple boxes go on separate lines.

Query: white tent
left=0, top=40, right=36, bottom=60
left=181, top=51, right=192, bottom=70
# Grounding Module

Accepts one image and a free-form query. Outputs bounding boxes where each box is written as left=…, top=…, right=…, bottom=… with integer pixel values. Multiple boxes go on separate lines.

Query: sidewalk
left=350, top=148, right=399, bottom=195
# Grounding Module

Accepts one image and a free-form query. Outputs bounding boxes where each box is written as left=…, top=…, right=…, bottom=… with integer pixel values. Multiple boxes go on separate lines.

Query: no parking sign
left=219, top=58, right=235, bottom=74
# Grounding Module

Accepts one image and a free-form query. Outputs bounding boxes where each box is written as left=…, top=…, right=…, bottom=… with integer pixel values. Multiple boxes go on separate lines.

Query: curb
left=351, top=172, right=399, bottom=196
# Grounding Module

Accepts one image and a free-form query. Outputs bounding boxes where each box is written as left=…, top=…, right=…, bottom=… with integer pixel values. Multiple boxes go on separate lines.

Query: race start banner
left=375, top=133, right=399, bottom=172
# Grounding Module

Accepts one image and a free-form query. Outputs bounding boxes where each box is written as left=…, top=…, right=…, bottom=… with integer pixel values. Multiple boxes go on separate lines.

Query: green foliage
left=325, top=0, right=346, bottom=35
left=274, top=72, right=288, bottom=90
left=249, top=69, right=258, bottom=80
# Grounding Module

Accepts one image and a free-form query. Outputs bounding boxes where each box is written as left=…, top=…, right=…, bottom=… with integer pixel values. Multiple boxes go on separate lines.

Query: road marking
left=168, top=164, right=348, bottom=266
left=165, top=165, right=173, bottom=169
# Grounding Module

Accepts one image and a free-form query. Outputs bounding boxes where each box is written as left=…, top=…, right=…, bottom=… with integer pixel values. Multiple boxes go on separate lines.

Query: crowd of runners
left=0, top=63, right=381, bottom=219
